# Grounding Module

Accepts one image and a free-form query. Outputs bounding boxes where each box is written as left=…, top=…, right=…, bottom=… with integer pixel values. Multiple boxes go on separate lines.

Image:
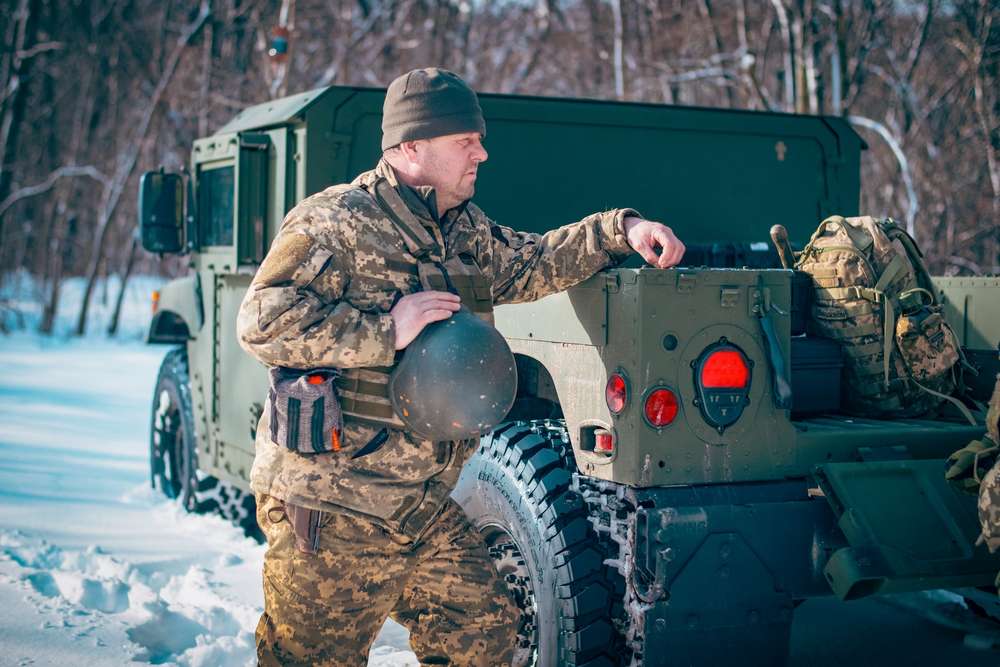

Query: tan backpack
left=795, top=215, right=974, bottom=422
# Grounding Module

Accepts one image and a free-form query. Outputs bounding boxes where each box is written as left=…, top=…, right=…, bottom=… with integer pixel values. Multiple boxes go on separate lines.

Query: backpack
left=795, top=215, right=973, bottom=422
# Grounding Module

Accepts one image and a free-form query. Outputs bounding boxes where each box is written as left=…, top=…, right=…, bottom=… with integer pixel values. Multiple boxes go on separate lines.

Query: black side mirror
left=139, top=171, right=184, bottom=254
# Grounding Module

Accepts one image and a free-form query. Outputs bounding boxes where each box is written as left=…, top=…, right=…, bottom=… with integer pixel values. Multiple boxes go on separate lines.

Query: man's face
left=413, top=132, right=488, bottom=210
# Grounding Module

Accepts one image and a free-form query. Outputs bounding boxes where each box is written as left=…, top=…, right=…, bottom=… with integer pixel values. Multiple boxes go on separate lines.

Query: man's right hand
left=390, top=291, right=461, bottom=350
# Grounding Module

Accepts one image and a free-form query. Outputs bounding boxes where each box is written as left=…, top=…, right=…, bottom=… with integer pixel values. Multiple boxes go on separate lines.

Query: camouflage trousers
left=254, top=493, right=519, bottom=666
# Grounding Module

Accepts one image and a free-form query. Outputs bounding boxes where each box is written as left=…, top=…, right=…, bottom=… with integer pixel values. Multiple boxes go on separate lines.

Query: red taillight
left=700, top=349, right=750, bottom=389
left=605, top=373, right=628, bottom=414
left=644, top=388, right=678, bottom=428
left=594, top=429, right=614, bottom=454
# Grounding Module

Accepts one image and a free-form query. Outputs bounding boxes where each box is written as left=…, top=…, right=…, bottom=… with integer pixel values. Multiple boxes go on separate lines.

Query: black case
left=790, top=336, right=843, bottom=415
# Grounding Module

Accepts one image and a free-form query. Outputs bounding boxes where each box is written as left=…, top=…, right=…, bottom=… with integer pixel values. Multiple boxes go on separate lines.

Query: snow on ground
left=0, top=275, right=416, bottom=666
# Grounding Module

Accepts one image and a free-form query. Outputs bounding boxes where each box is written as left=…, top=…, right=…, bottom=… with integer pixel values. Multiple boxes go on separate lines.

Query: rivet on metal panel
left=677, top=273, right=697, bottom=293
left=720, top=287, right=740, bottom=308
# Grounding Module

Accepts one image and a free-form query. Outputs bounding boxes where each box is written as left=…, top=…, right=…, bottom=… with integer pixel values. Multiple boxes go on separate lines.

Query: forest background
left=0, top=0, right=996, bottom=336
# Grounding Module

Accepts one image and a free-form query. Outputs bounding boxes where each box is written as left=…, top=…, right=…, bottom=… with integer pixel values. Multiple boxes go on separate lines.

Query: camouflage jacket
left=237, top=159, right=636, bottom=539
left=978, top=373, right=1000, bottom=555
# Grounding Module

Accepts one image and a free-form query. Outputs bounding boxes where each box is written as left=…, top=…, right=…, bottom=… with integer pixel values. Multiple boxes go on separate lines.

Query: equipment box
left=791, top=336, right=843, bottom=415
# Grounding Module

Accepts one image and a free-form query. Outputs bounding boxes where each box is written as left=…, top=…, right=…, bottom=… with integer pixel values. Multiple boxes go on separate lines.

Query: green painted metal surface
left=815, top=459, right=998, bottom=599
left=274, top=86, right=863, bottom=246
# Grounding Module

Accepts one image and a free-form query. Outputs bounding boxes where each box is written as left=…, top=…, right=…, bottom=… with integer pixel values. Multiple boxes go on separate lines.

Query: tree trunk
left=74, top=1, right=211, bottom=336
left=107, top=234, right=138, bottom=337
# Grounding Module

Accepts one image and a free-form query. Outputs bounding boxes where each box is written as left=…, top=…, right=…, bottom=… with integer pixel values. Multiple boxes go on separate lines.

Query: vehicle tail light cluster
left=694, top=342, right=752, bottom=432
left=606, top=371, right=680, bottom=432
left=151, top=290, right=161, bottom=314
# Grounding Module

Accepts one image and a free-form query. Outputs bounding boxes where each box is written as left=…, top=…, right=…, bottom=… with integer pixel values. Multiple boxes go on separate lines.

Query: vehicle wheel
left=151, top=347, right=260, bottom=540
left=453, top=420, right=624, bottom=667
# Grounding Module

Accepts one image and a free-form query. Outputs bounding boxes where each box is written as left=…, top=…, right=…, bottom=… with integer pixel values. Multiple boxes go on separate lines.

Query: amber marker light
left=151, top=290, right=160, bottom=314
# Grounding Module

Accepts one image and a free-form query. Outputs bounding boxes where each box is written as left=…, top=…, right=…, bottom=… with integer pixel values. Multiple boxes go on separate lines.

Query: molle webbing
left=335, top=366, right=406, bottom=429
left=335, top=178, right=496, bottom=429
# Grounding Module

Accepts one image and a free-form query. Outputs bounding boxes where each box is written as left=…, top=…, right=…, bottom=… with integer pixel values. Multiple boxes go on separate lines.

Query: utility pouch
left=895, top=307, right=960, bottom=383
left=268, top=367, right=343, bottom=454
left=284, top=502, right=324, bottom=554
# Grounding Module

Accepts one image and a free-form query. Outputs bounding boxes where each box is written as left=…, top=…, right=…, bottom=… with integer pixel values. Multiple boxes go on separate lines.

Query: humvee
left=139, top=85, right=1000, bottom=666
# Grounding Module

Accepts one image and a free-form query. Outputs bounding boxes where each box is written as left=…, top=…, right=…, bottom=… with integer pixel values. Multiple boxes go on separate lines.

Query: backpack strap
left=871, top=253, right=908, bottom=387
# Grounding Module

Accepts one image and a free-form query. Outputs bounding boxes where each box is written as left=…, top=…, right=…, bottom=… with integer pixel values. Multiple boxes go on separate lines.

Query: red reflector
left=594, top=430, right=614, bottom=454
left=644, top=388, right=678, bottom=428
left=700, top=350, right=750, bottom=389
left=605, top=374, right=627, bottom=414
left=307, top=374, right=325, bottom=385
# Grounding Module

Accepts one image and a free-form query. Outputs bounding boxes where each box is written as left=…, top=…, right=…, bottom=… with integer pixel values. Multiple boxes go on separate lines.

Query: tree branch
left=0, top=165, right=108, bottom=218
left=848, top=114, right=920, bottom=241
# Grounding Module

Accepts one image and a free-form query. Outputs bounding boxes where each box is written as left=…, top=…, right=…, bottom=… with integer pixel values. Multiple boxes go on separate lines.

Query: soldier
left=977, top=372, right=1000, bottom=568
left=237, top=67, right=685, bottom=666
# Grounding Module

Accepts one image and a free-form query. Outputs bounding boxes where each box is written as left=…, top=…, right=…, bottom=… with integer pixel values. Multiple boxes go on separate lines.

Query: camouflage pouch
left=895, top=305, right=960, bottom=384
left=268, top=367, right=343, bottom=454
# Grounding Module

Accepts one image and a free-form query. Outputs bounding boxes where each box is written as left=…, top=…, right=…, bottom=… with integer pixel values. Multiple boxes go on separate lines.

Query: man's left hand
left=623, top=216, right=686, bottom=268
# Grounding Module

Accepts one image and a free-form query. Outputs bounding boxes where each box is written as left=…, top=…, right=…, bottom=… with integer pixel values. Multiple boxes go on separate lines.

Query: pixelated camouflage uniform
left=977, top=374, right=1000, bottom=558
left=237, top=158, right=636, bottom=665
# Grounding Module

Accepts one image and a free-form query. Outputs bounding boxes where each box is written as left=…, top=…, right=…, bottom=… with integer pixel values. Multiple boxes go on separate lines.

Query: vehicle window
left=198, top=165, right=234, bottom=247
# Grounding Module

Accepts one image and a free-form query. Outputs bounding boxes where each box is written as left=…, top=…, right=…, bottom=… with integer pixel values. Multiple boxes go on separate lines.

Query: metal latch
left=677, top=273, right=697, bottom=293
left=605, top=272, right=621, bottom=294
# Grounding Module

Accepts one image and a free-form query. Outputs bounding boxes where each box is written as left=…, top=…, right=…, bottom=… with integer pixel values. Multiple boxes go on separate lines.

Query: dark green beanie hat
left=381, top=68, right=486, bottom=151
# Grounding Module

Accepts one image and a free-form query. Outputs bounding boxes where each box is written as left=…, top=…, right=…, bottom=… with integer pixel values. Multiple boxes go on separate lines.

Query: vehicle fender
left=148, top=274, right=203, bottom=344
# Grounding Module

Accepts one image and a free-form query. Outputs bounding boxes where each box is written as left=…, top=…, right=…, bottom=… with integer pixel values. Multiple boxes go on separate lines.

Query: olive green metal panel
left=215, top=86, right=862, bottom=247
left=552, top=267, right=799, bottom=487
left=934, top=276, right=1000, bottom=350
left=216, top=87, right=328, bottom=134
left=153, top=275, right=202, bottom=335
left=494, top=277, right=608, bottom=345
left=236, top=133, right=270, bottom=266
left=792, top=415, right=983, bottom=470
left=814, top=460, right=1000, bottom=600
left=215, top=273, right=266, bottom=462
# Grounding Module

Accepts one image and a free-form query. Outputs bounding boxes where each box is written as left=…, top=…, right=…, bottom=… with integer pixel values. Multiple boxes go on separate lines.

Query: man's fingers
left=422, top=308, right=457, bottom=324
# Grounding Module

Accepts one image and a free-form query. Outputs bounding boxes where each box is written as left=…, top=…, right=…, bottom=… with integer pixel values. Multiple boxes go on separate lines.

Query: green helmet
left=389, top=307, right=517, bottom=441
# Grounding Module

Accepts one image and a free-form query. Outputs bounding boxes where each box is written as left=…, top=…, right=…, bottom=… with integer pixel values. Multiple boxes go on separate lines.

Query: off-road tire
left=150, top=347, right=260, bottom=540
left=453, top=420, right=623, bottom=667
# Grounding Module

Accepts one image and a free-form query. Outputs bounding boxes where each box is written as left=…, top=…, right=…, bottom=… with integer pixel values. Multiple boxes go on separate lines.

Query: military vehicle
left=139, top=84, right=1000, bottom=666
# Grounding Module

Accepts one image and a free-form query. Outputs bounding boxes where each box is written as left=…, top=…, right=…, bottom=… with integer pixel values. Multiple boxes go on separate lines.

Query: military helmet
left=389, top=307, right=517, bottom=441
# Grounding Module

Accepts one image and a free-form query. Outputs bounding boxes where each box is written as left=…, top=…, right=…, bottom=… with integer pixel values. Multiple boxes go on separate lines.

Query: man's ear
left=399, top=140, right=421, bottom=164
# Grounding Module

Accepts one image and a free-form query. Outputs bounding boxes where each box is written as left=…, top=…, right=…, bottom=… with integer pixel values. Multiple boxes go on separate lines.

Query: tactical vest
left=334, top=178, right=494, bottom=432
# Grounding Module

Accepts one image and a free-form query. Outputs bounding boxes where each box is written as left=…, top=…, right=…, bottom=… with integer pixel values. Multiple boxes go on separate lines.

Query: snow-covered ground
left=0, top=275, right=416, bottom=666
